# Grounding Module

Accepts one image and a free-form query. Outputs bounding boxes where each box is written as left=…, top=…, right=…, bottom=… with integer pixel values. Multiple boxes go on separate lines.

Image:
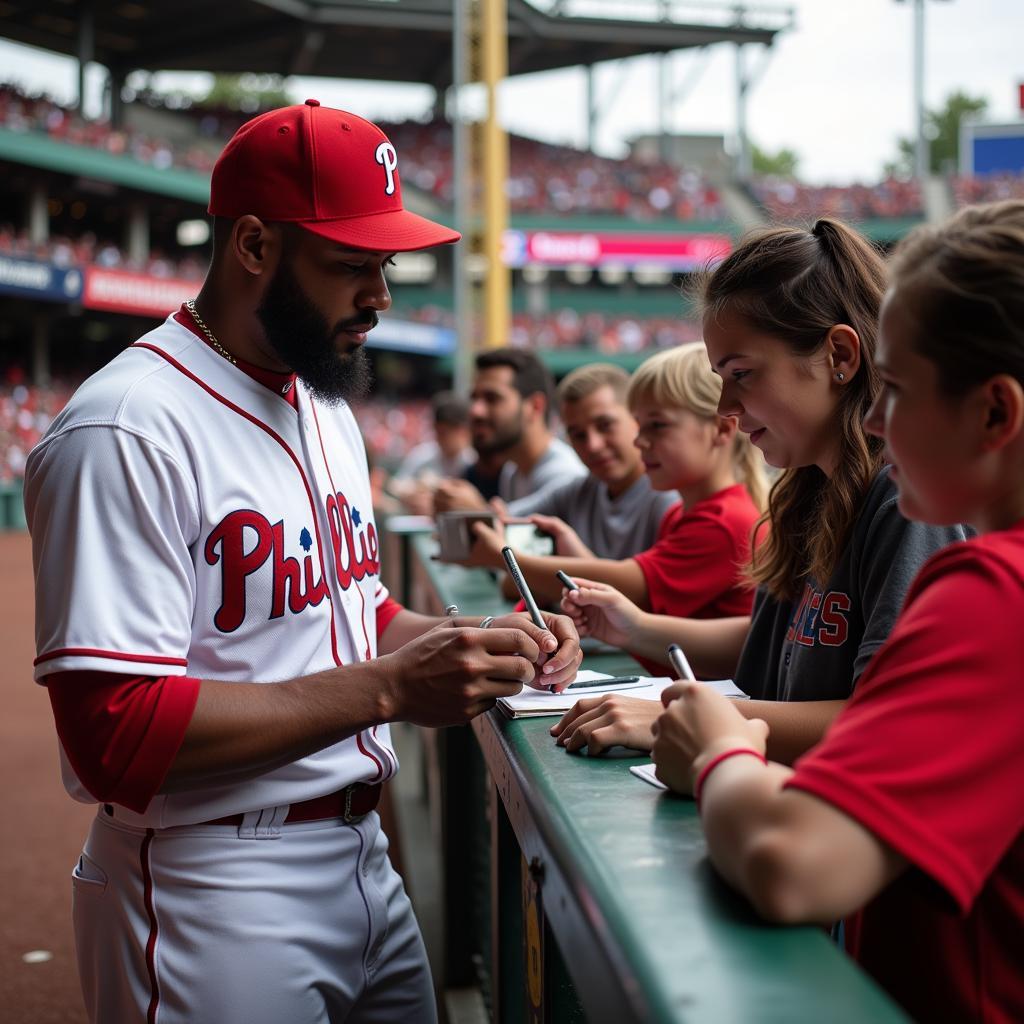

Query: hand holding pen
left=499, top=546, right=582, bottom=691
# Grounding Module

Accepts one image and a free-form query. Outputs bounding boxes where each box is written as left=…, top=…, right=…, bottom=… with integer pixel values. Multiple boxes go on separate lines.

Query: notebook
left=496, top=670, right=673, bottom=719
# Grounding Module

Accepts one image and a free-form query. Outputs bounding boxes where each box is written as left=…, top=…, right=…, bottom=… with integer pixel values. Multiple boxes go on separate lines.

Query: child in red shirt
left=650, top=201, right=1024, bottom=1023
left=455, top=342, right=767, bottom=673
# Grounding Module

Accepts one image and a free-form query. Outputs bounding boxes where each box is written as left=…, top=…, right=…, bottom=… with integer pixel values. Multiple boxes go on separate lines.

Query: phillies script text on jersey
left=206, top=491, right=380, bottom=633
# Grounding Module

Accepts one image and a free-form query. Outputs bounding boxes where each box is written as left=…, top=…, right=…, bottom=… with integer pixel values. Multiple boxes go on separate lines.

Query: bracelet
left=478, top=616, right=495, bottom=629
left=693, top=748, right=767, bottom=810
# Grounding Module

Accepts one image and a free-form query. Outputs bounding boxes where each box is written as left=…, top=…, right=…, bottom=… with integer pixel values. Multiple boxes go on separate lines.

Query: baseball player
left=25, top=100, right=582, bottom=1024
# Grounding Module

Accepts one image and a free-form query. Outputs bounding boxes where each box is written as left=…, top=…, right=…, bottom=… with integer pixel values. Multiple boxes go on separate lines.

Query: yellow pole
left=481, top=0, right=509, bottom=349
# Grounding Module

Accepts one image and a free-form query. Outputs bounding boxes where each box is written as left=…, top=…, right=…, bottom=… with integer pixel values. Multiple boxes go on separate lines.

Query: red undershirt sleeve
left=46, top=670, right=201, bottom=814
left=374, top=596, right=405, bottom=640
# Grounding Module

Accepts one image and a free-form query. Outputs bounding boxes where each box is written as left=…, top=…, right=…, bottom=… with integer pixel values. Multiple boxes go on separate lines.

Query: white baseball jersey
left=25, top=312, right=398, bottom=827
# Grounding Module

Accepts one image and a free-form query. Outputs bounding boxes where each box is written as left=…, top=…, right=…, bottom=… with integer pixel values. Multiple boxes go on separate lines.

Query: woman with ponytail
left=453, top=342, right=768, bottom=677
left=554, top=219, right=970, bottom=763
left=646, top=201, right=1024, bottom=1024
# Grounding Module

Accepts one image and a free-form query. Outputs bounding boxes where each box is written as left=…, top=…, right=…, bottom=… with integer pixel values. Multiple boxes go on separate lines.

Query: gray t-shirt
left=528, top=473, right=677, bottom=559
left=735, top=466, right=971, bottom=702
left=500, top=437, right=587, bottom=516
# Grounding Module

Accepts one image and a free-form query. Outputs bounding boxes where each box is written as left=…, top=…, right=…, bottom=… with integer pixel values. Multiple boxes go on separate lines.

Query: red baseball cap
left=208, top=99, right=460, bottom=252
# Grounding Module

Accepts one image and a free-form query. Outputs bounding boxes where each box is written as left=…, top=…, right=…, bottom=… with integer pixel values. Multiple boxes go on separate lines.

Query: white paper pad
left=497, top=670, right=673, bottom=718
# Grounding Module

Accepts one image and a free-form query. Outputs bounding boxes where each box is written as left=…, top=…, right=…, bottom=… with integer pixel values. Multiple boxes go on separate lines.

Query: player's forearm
left=377, top=608, right=442, bottom=653
left=161, top=660, right=395, bottom=792
left=378, top=608, right=495, bottom=654
left=737, top=699, right=847, bottom=765
left=629, top=613, right=750, bottom=679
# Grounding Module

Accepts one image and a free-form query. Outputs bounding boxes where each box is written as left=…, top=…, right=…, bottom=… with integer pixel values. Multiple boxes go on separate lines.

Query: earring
left=835, top=372, right=845, bottom=381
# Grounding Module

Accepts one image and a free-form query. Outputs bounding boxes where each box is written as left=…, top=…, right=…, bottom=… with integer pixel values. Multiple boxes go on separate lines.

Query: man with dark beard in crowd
left=433, top=347, right=586, bottom=515
left=25, top=100, right=581, bottom=1024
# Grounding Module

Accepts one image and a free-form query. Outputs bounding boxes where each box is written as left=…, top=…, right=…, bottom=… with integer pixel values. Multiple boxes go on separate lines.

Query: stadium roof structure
left=2, top=0, right=792, bottom=89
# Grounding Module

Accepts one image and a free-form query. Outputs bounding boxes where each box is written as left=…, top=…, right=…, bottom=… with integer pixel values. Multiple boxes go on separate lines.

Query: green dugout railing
left=0, top=481, right=27, bottom=530
left=387, top=523, right=908, bottom=1024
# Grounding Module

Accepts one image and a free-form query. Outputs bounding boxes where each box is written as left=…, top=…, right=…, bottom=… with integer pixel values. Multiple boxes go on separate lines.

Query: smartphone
left=436, top=511, right=496, bottom=560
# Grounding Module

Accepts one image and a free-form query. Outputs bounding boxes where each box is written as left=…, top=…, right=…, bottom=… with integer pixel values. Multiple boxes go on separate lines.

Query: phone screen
left=504, top=522, right=555, bottom=558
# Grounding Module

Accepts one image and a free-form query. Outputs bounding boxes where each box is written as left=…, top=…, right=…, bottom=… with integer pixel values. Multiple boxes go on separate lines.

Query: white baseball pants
left=71, top=808, right=437, bottom=1024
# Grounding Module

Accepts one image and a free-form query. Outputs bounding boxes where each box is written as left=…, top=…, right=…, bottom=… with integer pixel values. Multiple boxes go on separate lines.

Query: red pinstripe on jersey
left=309, top=396, right=393, bottom=781
left=34, top=648, right=189, bottom=668
left=140, top=830, right=160, bottom=1024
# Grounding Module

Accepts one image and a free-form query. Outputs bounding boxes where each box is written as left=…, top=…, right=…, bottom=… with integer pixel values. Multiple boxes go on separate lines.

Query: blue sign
left=367, top=317, right=456, bottom=356
left=0, top=256, right=83, bottom=303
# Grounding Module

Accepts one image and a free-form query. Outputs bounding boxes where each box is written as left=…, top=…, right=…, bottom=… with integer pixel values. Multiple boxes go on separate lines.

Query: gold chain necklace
left=185, top=299, right=237, bottom=365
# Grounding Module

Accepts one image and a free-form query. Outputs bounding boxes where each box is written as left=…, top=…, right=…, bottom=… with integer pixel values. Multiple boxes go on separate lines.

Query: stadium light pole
left=912, top=0, right=928, bottom=182
left=897, top=0, right=952, bottom=182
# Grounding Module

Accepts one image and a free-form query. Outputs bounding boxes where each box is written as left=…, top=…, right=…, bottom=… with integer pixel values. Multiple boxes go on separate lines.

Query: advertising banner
left=0, top=255, right=82, bottom=302
left=503, top=230, right=732, bottom=270
left=82, top=267, right=196, bottom=318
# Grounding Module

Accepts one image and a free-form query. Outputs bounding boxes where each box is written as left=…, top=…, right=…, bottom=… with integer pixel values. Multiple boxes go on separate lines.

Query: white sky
left=1, top=0, right=1022, bottom=183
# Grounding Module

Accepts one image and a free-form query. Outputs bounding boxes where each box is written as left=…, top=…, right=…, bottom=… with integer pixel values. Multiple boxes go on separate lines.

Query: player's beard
left=256, top=256, right=374, bottom=406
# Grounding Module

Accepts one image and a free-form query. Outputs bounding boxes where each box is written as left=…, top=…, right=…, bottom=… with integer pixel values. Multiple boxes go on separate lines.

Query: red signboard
left=82, top=267, right=196, bottom=318
left=503, top=229, right=731, bottom=270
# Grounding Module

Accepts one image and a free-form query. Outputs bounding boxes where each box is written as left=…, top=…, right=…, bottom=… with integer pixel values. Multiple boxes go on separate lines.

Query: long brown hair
left=692, top=219, right=887, bottom=600
left=890, top=200, right=1024, bottom=394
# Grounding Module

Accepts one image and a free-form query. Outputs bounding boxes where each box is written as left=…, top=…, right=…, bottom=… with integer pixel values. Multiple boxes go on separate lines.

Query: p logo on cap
left=374, top=142, right=398, bottom=196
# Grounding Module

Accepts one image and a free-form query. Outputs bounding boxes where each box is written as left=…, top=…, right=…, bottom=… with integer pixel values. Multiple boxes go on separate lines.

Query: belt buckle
left=342, top=784, right=356, bottom=824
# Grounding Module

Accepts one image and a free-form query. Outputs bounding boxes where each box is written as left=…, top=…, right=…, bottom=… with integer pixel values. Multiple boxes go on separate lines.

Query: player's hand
left=487, top=610, right=582, bottom=693
left=559, top=577, right=642, bottom=649
left=433, top=478, right=489, bottom=514
left=550, top=694, right=659, bottom=754
left=382, top=619, right=542, bottom=727
left=527, top=514, right=593, bottom=558
left=651, top=681, right=769, bottom=795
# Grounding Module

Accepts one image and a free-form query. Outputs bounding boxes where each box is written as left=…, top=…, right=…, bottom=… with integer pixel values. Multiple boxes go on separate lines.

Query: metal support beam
left=28, top=183, right=49, bottom=246
left=108, top=68, right=125, bottom=129
left=125, top=202, right=149, bottom=266
left=735, top=42, right=750, bottom=180
left=734, top=37, right=775, bottom=182
left=76, top=1, right=94, bottom=118
left=912, top=0, right=929, bottom=181
left=32, top=313, right=51, bottom=389
left=481, top=0, right=510, bottom=351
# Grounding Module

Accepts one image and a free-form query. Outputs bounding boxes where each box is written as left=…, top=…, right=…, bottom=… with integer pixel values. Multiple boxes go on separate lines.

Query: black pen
left=501, top=546, right=546, bottom=630
left=555, top=569, right=578, bottom=592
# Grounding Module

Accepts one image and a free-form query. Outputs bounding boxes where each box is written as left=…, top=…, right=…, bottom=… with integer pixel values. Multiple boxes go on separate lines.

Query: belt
left=102, top=783, right=382, bottom=828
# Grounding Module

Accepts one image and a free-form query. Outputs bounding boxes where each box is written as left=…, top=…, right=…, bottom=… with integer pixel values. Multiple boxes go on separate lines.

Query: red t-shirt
left=786, top=523, right=1024, bottom=1024
left=631, top=484, right=759, bottom=675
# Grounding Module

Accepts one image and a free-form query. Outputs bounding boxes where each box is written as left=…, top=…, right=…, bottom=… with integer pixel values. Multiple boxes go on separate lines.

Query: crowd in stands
left=507, top=309, right=699, bottom=352
left=8, top=81, right=1024, bottom=228
left=750, top=176, right=924, bottom=221
left=0, top=371, right=75, bottom=483
left=379, top=118, right=724, bottom=220
left=951, top=173, right=1024, bottom=207
left=0, top=371, right=441, bottom=483
left=0, top=82, right=219, bottom=174
left=1, top=81, right=725, bottom=220
left=0, top=223, right=207, bottom=280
